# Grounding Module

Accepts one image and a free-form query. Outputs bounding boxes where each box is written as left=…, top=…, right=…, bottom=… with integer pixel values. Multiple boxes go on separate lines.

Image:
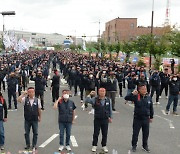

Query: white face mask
left=89, top=74, right=93, bottom=78
left=173, top=78, right=177, bottom=81
left=63, top=94, right=69, bottom=99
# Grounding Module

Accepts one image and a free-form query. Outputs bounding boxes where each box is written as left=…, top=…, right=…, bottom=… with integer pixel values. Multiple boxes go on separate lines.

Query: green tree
left=169, top=32, right=180, bottom=57
left=69, top=44, right=76, bottom=51
left=150, top=35, right=169, bottom=69
left=114, top=42, right=121, bottom=60
left=53, top=44, right=62, bottom=50
left=134, top=35, right=151, bottom=56
left=122, top=41, right=135, bottom=62
left=100, top=39, right=107, bottom=57
left=0, top=39, right=3, bottom=52
left=107, top=43, right=115, bottom=59
left=77, top=44, right=82, bottom=50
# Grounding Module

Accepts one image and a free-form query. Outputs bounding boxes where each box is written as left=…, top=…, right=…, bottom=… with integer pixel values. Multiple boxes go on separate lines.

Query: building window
left=130, top=23, right=134, bottom=29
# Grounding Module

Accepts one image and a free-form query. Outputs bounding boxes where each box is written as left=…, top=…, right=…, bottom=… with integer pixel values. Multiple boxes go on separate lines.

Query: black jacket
left=125, top=93, right=154, bottom=120
left=51, top=74, right=60, bottom=88
left=127, top=77, right=137, bottom=89
left=159, top=72, right=170, bottom=84
left=7, top=77, right=18, bottom=92
left=169, top=80, right=180, bottom=95
left=30, top=76, right=46, bottom=91
left=106, top=77, right=118, bottom=91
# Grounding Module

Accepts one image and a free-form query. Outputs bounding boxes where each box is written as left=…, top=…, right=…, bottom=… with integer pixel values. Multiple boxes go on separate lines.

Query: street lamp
left=0, top=11, right=16, bottom=50
left=149, top=0, right=154, bottom=69
left=82, top=35, right=86, bottom=51
left=1, top=11, right=15, bottom=32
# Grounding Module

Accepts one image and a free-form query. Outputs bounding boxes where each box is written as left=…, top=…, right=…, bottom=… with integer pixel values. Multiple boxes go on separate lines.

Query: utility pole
left=149, top=0, right=154, bottom=69
left=98, top=19, right=101, bottom=57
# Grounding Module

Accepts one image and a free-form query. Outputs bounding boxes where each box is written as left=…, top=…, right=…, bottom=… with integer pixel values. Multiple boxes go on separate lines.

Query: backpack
left=151, top=75, right=159, bottom=86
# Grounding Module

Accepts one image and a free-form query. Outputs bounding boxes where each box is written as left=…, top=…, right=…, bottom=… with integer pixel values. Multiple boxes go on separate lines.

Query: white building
left=0, top=30, right=66, bottom=46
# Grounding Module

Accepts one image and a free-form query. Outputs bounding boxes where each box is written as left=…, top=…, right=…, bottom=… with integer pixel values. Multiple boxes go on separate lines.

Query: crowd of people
left=0, top=50, right=179, bottom=153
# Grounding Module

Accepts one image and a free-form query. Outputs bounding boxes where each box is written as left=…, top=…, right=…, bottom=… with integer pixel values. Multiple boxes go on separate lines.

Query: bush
left=137, top=59, right=146, bottom=67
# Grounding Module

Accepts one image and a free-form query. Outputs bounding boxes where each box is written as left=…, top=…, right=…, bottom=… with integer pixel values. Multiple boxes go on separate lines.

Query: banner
left=163, top=58, right=179, bottom=65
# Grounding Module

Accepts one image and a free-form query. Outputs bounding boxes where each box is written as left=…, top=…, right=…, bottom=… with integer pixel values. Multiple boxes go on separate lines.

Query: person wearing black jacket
left=137, top=74, right=150, bottom=94
left=159, top=68, right=170, bottom=99
left=69, top=66, right=78, bottom=96
left=85, top=73, right=96, bottom=108
left=170, top=59, right=175, bottom=74
left=106, top=71, right=118, bottom=111
left=79, top=70, right=88, bottom=103
left=116, top=68, right=124, bottom=97
left=7, top=72, right=18, bottom=110
left=51, top=69, right=60, bottom=103
left=150, top=71, right=161, bottom=105
left=165, top=75, right=180, bottom=115
left=85, top=88, right=112, bottom=153
left=126, top=73, right=137, bottom=96
left=30, top=71, right=46, bottom=110
left=125, top=84, right=154, bottom=153
left=0, top=66, right=6, bottom=92
left=0, top=92, right=8, bottom=151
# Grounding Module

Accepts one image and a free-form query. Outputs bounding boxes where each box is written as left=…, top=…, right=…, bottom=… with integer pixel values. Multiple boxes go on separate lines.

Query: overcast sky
left=0, top=0, right=179, bottom=39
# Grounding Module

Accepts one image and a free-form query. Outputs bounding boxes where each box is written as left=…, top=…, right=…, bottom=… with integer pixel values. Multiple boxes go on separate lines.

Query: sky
left=0, top=0, right=179, bottom=39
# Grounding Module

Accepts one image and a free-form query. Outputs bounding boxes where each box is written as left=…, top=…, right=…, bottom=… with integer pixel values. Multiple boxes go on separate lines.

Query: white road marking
left=39, top=134, right=59, bottom=148
left=155, top=115, right=175, bottom=129
left=70, top=135, right=78, bottom=147
left=49, top=68, right=52, bottom=74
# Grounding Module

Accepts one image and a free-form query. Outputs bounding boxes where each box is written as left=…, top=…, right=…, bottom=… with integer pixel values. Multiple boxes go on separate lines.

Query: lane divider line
left=155, top=115, right=175, bottom=129
left=39, top=134, right=59, bottom=148
left=70, top=136, right=78, bottom=147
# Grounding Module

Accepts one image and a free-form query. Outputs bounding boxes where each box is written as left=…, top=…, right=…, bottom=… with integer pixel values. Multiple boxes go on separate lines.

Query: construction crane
left=164, top=0, right=170, bottom=26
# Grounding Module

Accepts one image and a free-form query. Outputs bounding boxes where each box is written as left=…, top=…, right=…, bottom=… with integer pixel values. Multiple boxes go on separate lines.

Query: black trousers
left=8, top=90, right=17, bottom=109
left=150, top=86, right=160, bottom=102
left=171, top=66, right=174, bottom=74
left=52, top=87, right=59, bottom=102
left=79, top=86, right=85, bottom=101
left=123, top=78, right=126, bottom=88
left=132, top=118, right=149, bottom=148
left=106, top=91, right=116, bottom=109
left=118, top=82, right=123, bottom=96
left=35, top=90, right=44, bottom=108
left=93, top=119, right=109, bottom=147
left=160, top=83, right=168, bottom=97
left=69, top=79, right=77, bottom=95
left=18, top=85, right=22, bottom=96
